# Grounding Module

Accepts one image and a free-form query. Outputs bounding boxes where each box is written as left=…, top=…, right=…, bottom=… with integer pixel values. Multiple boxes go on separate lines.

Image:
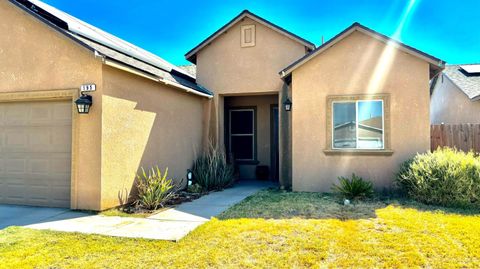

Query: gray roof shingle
left=178, top=65, right=197, bottom=78
left=444, top=64, right=480, bottom=100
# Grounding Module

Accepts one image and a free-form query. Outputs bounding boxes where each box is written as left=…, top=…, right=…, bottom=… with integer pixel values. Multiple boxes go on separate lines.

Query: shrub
left=332, top=173, right=374, bottom=200
left=396, top=147, right=480, bottom=208
left=192, top=142, right=234, bottom=191
left=135, top=166, right=176, bottom=210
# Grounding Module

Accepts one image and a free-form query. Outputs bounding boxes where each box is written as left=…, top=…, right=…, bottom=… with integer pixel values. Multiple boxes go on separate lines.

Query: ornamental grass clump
left=332, top=173, right=374, bottom=200
left=396, top=147, right=480, bottom=208
left=135, top=166, right=176, bottom=210
left=192, top=142, right=234, bottom=191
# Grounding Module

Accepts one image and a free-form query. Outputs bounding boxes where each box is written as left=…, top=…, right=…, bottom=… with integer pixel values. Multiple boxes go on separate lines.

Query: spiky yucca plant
left=332, top=173, right=374, bottom=200
left=135, top=166, right=176, bottom=210
left=192, top=142, right=234, bottom=191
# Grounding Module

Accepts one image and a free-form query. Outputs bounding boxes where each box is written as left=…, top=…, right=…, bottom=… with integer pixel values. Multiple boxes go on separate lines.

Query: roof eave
left=103, top=58, right=213, bottom=98
left=8, top=0, right=97, bottom=55
left=472, top=94, right=480, bottom=101
left=10, top=0, right=211, bottom=98
left=280, top=23, right=446, bottom=79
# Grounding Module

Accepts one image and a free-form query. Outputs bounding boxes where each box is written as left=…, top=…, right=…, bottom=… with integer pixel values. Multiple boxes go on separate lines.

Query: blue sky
left=42, top=0, right=480, bottom=66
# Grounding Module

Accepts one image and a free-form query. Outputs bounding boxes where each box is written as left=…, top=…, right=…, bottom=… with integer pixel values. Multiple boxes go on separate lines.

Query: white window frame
left=229, top=108, right=255, bottom=161
left=331, top=99, right=385, bottom=150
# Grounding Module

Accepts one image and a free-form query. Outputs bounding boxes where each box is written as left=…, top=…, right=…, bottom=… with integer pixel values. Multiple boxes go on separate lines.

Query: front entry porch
left=224, top=94, right=279, bottom=182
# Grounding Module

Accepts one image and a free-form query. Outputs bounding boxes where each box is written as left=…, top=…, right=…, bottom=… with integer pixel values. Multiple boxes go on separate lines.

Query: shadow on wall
left=102, top=94, right=201, bottom=208
left=102, top=95, right=156, bottom=207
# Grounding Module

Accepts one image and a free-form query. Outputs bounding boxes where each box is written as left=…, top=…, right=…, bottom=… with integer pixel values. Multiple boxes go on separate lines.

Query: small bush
left=332, top=173, right=374, bottom=200
left=135, top=166, right=176, bottom=210
left=192, top=142, right=234, bottom=191
left=396, top=147, right=480, bottom=208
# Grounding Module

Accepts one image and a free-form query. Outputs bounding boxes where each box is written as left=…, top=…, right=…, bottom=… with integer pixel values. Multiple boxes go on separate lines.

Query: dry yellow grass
left=1, top=190, right=479, bottom=268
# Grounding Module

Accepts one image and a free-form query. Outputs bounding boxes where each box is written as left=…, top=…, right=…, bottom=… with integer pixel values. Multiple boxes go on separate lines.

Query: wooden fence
left=431, top=124, right=480, bottom=153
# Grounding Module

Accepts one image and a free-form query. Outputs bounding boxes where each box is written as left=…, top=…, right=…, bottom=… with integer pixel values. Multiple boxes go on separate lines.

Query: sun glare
left=366, top=0, right=419, bottom=94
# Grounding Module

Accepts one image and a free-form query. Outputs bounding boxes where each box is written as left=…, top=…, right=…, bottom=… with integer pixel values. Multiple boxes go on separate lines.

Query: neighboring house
left=178, top=65, right=197, bottom=78
left=431, top=64, right=480, bottom=124
left=0, top=0, right=445, bottom=210
left=0, top=0, right=212, bottom=210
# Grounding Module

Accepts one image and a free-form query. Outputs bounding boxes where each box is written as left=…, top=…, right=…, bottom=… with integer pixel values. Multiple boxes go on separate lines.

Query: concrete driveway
left=0, top=180, right=275, bottom=241
left=0, top=205, right=91, bottom=229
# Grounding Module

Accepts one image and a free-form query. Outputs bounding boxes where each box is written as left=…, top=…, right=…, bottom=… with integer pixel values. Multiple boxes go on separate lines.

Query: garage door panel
left=3, top=106, right=28, bottom=124
left=53, top=103, right=73, bottom=121
left=5, top=159, right=26, bottom=173
left=0, top=100, right=71, bottom=208
left=1, top=132, right=70, bottom=152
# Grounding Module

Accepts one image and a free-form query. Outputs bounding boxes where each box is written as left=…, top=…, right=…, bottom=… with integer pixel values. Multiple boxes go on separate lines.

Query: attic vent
left=460, top=65, right=480, bottom=75
left=241, top=25, right=255, bottom=48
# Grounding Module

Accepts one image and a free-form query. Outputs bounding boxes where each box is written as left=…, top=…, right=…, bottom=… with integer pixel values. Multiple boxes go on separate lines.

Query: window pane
left=230, top=110, right=253, bottom=134
left=231, top=136, right=254, bottom=160
left=333, top=102, right=356, bottom=148
left=358, top=101, right=383, bottom=149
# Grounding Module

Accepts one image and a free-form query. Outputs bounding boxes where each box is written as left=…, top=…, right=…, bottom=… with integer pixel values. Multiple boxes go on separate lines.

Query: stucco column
left=279, top=82, right=292, bottom=189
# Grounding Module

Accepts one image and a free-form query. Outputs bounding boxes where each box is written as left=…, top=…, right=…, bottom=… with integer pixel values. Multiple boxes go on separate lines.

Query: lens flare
left=366, top=0, right=419, bottom=94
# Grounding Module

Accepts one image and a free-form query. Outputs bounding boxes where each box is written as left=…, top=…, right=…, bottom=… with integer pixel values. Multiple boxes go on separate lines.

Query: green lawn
left=1, top=189, right=480, bottom=268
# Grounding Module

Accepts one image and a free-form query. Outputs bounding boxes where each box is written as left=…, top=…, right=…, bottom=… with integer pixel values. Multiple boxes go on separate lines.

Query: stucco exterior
left=1, top=0, right=103, bottom=210
left=2, top=2, right=444, bottom=208
left=1, top=1, right=209, bottom=210
left=100, top=66, right=206, bottom=209
left=431, top=74, right=480, bottom=124
left=194, top=16, right=308, bottom=184
left=291, top=31, right=431, bottom=191
left=196, top=17, right=308, bottom=96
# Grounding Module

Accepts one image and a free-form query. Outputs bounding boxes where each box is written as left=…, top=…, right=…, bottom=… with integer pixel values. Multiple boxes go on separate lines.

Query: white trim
left=332, top=99, right=385, bottom=150
left=229, top=108, right=255, bottom=161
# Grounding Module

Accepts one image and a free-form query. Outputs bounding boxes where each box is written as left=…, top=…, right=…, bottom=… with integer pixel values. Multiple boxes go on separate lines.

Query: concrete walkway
left=1, top=180, right=274, bottom=241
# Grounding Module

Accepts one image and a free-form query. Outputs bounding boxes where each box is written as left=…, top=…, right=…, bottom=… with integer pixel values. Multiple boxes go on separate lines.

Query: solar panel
left=28, top=0, right=193, bottom=78
left=460, top=65, right=480, bottom=74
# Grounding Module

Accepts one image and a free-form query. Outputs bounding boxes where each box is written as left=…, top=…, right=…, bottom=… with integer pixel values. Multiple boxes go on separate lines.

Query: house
left=0, top=0, right=212, bottom=210
left=188, top=11, right=444, bottom=191
left=0, top=0, right=445, bottom=210
left=431, top=64, right=480, bottom=124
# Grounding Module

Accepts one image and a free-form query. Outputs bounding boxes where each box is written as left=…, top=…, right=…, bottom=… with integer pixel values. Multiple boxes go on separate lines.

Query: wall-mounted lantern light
left=75, top=94, right=93, bottom=114
left=187, top=169, right=194, bottom=186
left=283, top=98, right=292, bottom=112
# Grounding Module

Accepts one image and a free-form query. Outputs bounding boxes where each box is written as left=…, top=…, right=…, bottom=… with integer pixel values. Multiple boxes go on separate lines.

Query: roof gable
left=281, top=22, right=445, bottom=79
left=185, top=10, right=315, bottom=64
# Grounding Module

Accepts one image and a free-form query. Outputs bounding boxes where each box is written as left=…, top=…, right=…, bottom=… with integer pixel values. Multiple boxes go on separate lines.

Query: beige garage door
left=0, top=100, right=72, bottom=208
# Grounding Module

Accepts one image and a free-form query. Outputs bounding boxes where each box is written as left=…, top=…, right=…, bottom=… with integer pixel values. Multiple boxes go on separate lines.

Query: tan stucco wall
left=431, top=74, right=480, bottom=124
left=0, top=1, right=103, bottom=210
left=224, top=95, right=278, bottom=179
left=196, top=17, right=308, bottom=95
left=291, top=31, right=431, bottom=191
left=195, top=17, right=308, bottom=147
left=100, top=66, right=206, bottom=209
